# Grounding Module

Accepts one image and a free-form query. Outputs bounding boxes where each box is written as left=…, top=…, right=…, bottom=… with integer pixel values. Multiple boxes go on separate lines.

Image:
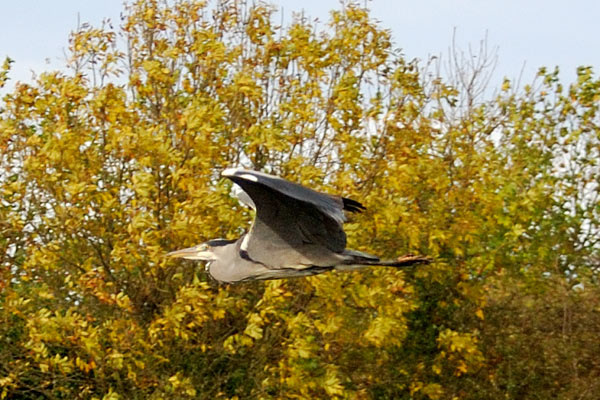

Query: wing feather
left=222, top=168, right=363, bottom=268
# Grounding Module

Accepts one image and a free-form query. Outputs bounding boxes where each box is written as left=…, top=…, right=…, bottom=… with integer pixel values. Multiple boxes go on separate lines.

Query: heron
left=167, top=168, right=431, bottom=283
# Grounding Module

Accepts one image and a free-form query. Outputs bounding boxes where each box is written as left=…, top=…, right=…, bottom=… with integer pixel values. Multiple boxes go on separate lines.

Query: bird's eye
left=199, top=244, right=208, bottom=251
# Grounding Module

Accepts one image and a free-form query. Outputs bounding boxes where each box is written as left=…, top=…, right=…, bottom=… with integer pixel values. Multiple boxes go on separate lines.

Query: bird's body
left=203, top=237, right=335, bottom=282
left=167, top=168, right=430, bottom=283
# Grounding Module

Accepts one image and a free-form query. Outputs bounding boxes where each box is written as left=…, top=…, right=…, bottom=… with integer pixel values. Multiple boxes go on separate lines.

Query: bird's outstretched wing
left=222, top=168, right=364, bottom=268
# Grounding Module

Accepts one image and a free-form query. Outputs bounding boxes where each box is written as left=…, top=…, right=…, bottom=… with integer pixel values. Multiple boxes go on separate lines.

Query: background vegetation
left=1, top=1, right=599, bottom=398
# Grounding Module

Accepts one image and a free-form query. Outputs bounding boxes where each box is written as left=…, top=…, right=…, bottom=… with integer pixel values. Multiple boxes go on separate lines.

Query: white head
left=166, top=239, right=236, bottom=261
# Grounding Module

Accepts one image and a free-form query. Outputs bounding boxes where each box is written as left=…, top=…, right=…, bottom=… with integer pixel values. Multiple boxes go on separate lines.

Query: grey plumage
left=167, top=168, right=430, bottom=283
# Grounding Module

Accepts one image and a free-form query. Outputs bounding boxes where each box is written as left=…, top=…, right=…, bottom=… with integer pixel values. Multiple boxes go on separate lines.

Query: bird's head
left=166, top=239, right=235, bottom=261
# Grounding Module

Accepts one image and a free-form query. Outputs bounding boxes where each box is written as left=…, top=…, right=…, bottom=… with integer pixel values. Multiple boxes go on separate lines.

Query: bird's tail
left=366, top=255, right=432, bottom=267
left=337, top=251, right=432, bottom=271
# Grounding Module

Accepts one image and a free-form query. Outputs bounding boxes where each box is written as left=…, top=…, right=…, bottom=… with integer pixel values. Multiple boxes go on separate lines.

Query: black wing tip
left=223, top=168, right=366, bottom=214
left=342, top=197, right=366, bottom=213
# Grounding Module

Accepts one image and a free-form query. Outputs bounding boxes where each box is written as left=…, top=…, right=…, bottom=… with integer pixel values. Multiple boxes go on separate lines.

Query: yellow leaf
left=475, top=309, right=484, bottom=320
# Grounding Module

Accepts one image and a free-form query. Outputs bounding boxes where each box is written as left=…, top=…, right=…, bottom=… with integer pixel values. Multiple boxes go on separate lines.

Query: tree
left=1, top=1, right=599, bottom=399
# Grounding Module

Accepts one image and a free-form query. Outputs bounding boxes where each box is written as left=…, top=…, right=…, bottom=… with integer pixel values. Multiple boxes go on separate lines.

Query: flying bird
left=167, top=168, right=431, bottom=283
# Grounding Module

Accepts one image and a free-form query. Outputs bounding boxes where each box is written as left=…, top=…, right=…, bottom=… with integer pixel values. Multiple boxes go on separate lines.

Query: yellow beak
left=166, top=246, right=213, bottom=261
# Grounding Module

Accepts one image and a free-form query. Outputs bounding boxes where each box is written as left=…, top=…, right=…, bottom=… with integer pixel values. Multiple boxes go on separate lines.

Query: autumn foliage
left=1, top=1, right=600, bottom=398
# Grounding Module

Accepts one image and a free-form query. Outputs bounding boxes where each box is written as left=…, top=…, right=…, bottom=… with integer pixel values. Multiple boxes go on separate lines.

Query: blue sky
left=1, top=0, right=598, bottom=92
